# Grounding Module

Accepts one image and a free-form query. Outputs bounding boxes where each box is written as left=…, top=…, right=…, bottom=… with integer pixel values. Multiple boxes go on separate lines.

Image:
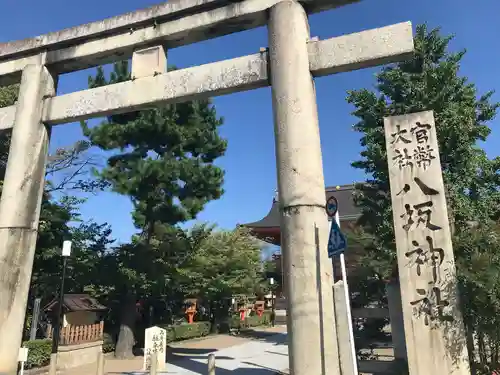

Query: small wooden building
left=44, top=294, right=107, bottom=369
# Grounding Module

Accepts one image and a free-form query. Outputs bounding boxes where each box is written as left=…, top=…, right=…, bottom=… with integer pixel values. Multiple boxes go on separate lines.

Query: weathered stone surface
left=0, top=105, right=15, bottom=130
left=384, top=110, right=470, bottom=375
left=131, top=45, right=167, bottom=79
left=309, top=21, right=413, bottom=77
left=0, top=0, right=223, bottom=57
left=56, top=340, right=104, bottom=370
left=43, top=51, right=268, bottom=124
left=0, top=64, right=56, bottom=375
left=0, top=22, right=414, bottom=127
left=0, top=0, right=358, bottom=84
left=0, top=1, right=417, bottom=373
left=386, top=280, right=408, bottom=362
left=143, top=326, right=167, bottom=371
left=268, top=1, right=340, bottom=374
left=333, top=280, right=356, bottom=375
left=386, top=281, right=408, bottom=363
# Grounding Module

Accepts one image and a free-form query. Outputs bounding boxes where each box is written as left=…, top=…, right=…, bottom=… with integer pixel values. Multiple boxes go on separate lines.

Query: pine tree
left=83, top=61, right=227, bottom=241
left=83, top=60, right=228, bottom=357
left=348, top=24, right=499, bottom=276
left=348, top=25, right=500, bottom=372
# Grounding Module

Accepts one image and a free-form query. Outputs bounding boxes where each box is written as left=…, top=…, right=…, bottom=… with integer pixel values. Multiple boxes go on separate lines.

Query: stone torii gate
left=0, top=0, right=414, bottom=374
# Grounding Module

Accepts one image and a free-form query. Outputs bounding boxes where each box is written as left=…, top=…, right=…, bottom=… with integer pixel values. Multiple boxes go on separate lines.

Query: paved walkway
left=41, top=326, right=289, bottom=375
left=151, top=330, right=288, bottom=375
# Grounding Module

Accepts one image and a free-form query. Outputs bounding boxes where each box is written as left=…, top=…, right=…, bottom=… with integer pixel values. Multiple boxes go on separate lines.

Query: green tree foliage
left=83, top=61, right=227, bottom=240
left=0, top=85, right=113, bottom=337
left=179, top=225, right=262, bottom=329
left=0, top=84, right=18, bottom=108
left=31, top=195, right=113, bottom=303
left=180, top=226, right=262, bottom=300
left=0, top=85, right=17, bottom=179
left=82, top=60, right=228, bottom=357
left=455, top=223, right=500, bottom=373
left=348, top=24, right=500, bottom=372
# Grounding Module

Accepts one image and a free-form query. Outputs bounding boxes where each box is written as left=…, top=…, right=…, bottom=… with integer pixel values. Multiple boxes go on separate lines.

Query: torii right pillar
left=268, top=2, right=341, bottom=374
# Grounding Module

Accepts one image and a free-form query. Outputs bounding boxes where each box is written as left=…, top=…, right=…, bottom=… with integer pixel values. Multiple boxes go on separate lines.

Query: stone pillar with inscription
left=384, top=110, right=470, bottom=375
left=143, top=326, right=167, bottom=371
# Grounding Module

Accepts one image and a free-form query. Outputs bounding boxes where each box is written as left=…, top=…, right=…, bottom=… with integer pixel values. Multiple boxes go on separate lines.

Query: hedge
left=22, top=339, right=52, bottom=369
left=231, top=311, right=272, bottom=330
left=158, top=321, right=212, bottom=342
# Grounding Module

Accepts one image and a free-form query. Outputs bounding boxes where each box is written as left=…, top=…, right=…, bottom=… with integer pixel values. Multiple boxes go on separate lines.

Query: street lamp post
left=51, top=240, right=72, bottom=354
left=269, top=277, right=275, bottom=327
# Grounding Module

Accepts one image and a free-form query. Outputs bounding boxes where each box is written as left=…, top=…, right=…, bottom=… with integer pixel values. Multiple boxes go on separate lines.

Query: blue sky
left=1, top=0, right=499, bottom=244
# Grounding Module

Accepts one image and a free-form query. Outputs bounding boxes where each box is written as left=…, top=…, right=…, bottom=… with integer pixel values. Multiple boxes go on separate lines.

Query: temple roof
left=242, top=184, right=360, bottom=230
left=44, top=294, right=107, bottom=312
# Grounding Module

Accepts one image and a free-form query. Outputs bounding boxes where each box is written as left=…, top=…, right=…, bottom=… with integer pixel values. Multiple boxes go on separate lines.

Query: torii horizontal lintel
left=0, top=0, right=359, bottom=86
left=0, top=21, right=413, bottom=130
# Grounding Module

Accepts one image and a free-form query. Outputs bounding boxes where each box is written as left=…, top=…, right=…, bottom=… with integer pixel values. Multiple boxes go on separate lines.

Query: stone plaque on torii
left=0, top=1, right=414, bottom=374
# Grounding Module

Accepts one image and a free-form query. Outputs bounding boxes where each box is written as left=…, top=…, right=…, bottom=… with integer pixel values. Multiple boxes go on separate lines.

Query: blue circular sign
left=326, top=196, right=338, bottom=218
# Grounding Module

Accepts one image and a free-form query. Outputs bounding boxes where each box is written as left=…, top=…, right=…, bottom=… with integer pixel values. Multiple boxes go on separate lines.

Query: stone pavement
left=152, top=332, right=288, bottom=374
left=144, top=326, right=289, bottom=375
left=26, top=325, right=405, bottom=375
left=35, top=326, right=289, bottom=375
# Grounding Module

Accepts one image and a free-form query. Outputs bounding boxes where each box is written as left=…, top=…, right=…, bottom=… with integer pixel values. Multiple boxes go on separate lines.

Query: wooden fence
left=47, top=321, right=104, bottom=346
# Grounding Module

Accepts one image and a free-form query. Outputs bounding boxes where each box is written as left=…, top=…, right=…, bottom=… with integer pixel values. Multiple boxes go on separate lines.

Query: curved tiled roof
left=242, top=184, right=360, bottom=229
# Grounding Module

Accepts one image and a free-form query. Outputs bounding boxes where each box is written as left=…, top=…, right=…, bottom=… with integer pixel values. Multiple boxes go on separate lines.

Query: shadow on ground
left=233, top=331, right=287, bottom=346
left=109, top=356, right=282, bottom=374
left=110, top=330, right=288, bottom=374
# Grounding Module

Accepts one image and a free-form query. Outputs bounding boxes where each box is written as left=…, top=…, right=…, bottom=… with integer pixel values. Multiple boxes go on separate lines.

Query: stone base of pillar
left=334, top=280, right=356, bottom=375
left=386, top=279, right=408, bottom=362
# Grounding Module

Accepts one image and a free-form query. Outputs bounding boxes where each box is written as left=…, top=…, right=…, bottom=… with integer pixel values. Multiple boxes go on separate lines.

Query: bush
left=22, top=339, right=51, bottom=369
left=158, top=321, right=212, bottom=342
left=102, top=332, right=115, bottom=353
left=231, top=311, right=272, bottom=330
left=22, top=334, right=115, bottom=368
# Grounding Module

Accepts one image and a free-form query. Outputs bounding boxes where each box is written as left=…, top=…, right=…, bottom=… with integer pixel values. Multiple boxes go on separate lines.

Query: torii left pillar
left=0, top=64, right=56, bottom=375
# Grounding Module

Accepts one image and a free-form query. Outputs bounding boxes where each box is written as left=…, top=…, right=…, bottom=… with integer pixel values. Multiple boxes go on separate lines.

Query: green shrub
left=22, top=339, right=51, bottom=369
left=172, top=321, right=211, bottom=341
left=165, top=327, right=176, bottom=343
left=231, top=311, right=272, bottom=329
left=102, top=332, right=115, bottom=353
left=22, top=334, right=116, bottom=368
left=246, top=311, right=271, bottom=327
left=158, top=321, right=212, bottom=342
left=230, top=315, right=241, bottom=329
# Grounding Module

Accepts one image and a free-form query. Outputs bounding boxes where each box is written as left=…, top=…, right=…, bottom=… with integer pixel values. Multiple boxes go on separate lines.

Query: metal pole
left=271, top=289, right=275, bottom=327
left=270, top=278, right=276, bottom=327
left=335, top=211, right=358, bottom=374
left=51, top=256, right=67, bottom=354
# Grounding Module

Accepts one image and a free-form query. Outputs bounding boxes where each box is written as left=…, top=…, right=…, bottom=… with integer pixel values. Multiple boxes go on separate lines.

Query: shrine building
left=241, top=184, right=364, bottom=296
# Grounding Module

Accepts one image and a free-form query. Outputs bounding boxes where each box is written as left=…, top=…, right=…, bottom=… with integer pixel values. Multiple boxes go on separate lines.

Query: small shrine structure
left=44, top=294, right=107, bottom=369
